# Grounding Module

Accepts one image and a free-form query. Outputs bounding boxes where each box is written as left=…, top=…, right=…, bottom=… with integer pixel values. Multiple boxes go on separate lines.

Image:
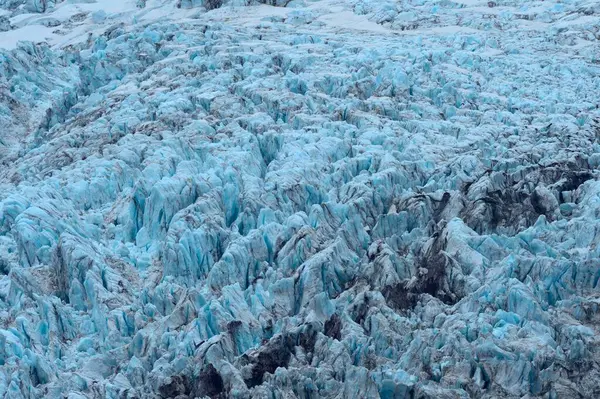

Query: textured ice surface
left=0, top=0, right=600, bottom=398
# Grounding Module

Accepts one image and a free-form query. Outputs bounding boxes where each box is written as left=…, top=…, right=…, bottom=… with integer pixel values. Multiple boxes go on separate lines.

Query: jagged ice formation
left=0, top=0, right=600, bottom=398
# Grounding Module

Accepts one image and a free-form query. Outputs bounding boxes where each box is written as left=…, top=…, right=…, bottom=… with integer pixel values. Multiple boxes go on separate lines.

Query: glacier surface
left=0, top=0, right=600, bottom=398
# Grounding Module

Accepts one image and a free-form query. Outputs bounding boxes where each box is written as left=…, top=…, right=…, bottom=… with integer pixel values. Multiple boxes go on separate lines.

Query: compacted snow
left=0, top=0, right=599, bottom=398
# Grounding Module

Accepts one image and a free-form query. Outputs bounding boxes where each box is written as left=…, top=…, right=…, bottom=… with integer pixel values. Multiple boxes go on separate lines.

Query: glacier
left=0, top=0, right=599, bottom=398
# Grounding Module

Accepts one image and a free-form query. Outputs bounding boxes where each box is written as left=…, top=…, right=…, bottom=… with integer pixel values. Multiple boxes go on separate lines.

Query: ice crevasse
left=0, top=0, right=599, bottom=398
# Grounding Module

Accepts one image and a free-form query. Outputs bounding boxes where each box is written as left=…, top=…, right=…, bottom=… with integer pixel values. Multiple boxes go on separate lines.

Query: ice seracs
left=0, top=0, right=599, bottom=398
